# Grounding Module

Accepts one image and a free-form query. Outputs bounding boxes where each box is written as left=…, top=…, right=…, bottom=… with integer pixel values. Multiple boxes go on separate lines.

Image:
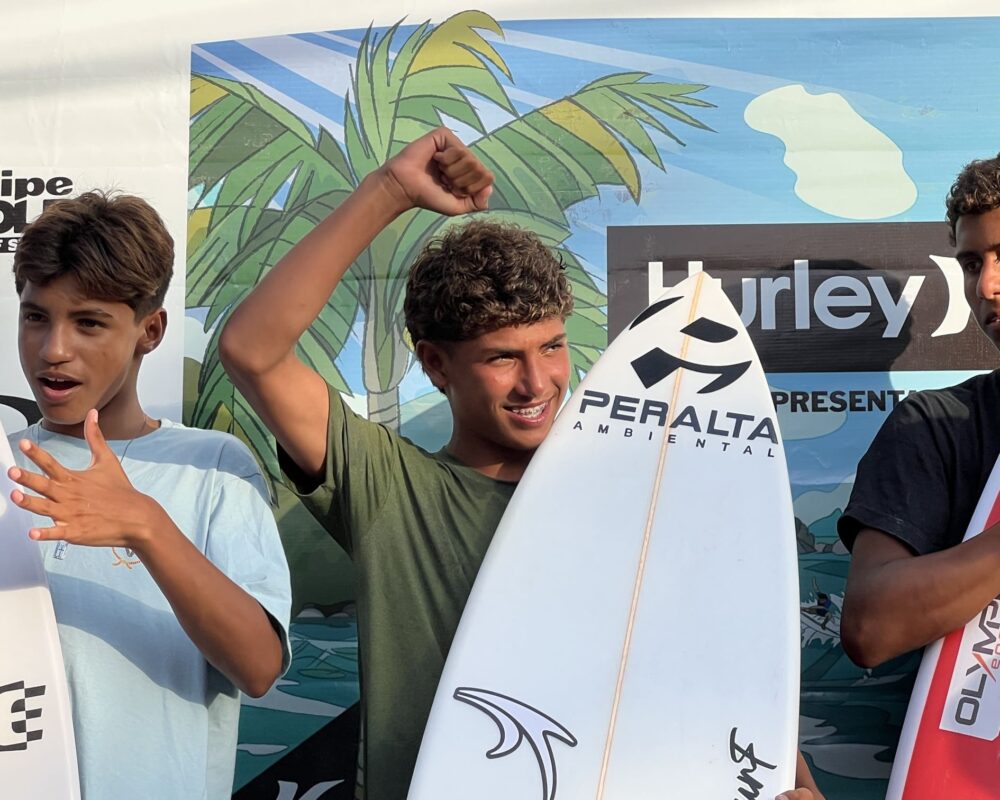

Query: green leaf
left=473, top=135, right=566, bottom=223
left=578, top=71, right=651, bottom=91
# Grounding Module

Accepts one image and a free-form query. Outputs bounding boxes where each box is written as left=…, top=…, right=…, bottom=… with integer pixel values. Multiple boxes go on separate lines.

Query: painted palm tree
left=187, top=11, right=714, bottom=479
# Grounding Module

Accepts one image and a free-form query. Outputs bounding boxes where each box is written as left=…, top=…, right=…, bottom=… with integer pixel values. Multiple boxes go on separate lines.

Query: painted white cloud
left=744, top=84, right=916, bottom=220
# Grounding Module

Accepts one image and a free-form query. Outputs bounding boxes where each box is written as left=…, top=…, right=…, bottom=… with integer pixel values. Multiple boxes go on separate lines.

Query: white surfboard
left=886, top=455, right=1000, bottom=800
left=409, top=272, right=800, bottom=799
left=0, top=421, right=81, bottom=798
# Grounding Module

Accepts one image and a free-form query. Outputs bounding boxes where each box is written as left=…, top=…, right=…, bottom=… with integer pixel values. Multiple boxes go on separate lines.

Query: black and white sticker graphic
left=628, top=295, right=750, bottom=393
left=454, top=687, right=577, bottom=800
left=0, top=681, right=45, bottom=751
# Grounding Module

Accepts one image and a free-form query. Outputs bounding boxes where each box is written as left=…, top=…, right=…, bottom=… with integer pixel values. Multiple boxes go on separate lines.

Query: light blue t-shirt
left=9, top=420, right=292, bottom=800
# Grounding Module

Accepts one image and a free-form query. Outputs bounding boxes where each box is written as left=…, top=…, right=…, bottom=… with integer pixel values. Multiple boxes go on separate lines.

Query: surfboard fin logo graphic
left=454, top=687, right=577, bottom=800
left=0, top=681, right=45, bottom=752
left=632, top=348, right=751, bottom=393
left=628, top=295, right=749, bottom=393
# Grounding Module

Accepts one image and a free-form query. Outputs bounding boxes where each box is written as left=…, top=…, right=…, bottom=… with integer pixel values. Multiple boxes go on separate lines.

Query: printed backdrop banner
left=2, top=7, right=1000, bottom=800
left=183, top=14, right=1000, bottom=799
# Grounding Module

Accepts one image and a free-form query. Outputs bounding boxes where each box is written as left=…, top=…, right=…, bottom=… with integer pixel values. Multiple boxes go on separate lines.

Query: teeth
left=511, top=403, right=545, bottom=419
left=42, top=378, right=76, bottom=389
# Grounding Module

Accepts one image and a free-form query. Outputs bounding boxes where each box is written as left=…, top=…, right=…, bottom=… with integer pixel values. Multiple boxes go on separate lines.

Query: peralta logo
left=0, top=680, right=46, bottom=752
left=571, top=296, right=778, bottom=457
left=0, top=171, right=75, bottom=254
left=942, top=596, right=1000, bottom=738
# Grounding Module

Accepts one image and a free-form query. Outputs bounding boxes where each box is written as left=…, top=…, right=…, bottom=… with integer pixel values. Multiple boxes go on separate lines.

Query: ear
left=136, top=308, right=167, bottom=356
left=415, top=340, right=450, bottom=393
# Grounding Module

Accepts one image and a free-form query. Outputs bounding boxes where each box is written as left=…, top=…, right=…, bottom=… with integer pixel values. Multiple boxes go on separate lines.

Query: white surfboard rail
left=410, top=272, right=800, bottom=799
left=0, top=421, right=81, bottom=799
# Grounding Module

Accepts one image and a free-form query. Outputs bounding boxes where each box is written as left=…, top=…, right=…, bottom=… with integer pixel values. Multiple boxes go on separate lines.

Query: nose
left=516, top=355, right=547, bottom=398
left=978, top=256, right=1000, bottom=300
left=39, top=323, right=71, bottom=364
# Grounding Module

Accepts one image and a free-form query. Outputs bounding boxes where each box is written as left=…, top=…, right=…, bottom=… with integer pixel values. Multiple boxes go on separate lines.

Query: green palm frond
left=186, top=75, right=360, bottom=474
left=484, top=71, right=713, bottom=214
left=187, top=12, right=716, bottom=469
left=346, top=10, right=516, bottom=168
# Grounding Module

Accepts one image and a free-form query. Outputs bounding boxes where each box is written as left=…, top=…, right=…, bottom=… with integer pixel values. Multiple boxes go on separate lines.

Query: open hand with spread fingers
left=7, top=408, right=162, bottom=551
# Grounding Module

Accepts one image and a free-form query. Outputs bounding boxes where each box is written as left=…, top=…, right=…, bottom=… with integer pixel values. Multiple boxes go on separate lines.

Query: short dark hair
left=13, top=190, right=174, bottom=316
left=404, top=219, right=573, bottom=344
left=946, top=154, right=1000, bottom=246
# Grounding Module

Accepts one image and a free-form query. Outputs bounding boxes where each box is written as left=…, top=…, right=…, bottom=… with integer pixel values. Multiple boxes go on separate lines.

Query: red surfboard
left=886, top=458, right=1000, bottom=799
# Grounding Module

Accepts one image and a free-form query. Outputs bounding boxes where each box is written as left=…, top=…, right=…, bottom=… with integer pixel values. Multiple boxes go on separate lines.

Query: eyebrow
left=20, top=301, right=115, bottom=318
left=482, top=334, right=567, bottom=357
left=956, top=242, right=1000, bottom=260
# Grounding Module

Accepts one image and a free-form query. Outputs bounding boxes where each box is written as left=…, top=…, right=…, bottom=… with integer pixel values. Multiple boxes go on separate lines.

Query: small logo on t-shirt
left=0, top=681, right=45, bottom=751
left=111, top=547, right=141, bottom=570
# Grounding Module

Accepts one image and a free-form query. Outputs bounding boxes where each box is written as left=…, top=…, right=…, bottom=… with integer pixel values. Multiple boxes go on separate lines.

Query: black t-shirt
left=839, top=370, right=1000, bottom=553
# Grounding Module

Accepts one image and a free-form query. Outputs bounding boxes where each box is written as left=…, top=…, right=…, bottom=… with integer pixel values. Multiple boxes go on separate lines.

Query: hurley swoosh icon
left=454, top=687, right=577, bottom=800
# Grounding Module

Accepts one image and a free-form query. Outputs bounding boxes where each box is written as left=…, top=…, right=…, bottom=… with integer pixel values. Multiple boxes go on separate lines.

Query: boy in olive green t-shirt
left=221, top=128, right=821, bottom=800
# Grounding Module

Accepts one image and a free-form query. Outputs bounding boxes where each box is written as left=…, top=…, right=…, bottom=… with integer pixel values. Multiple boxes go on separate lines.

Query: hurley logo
left=0, top=681, right=45, bottom=752
left=454, top=687, right=577, bottom=800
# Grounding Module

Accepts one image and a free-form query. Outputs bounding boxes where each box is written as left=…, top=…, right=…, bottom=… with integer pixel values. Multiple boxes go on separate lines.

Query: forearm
left=843, top=526, right=1000, bottom=667
left=793, top=751, right=824, bottom=800
left=220, top=171, right=407, bottom=377
left=132, top=500, right=283, bottom=697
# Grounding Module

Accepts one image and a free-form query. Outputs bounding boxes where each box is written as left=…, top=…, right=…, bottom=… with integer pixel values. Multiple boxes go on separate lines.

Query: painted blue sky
left=192, top=16, right=1000, bottom=224
left=189, top=16, right=1000, bottom=405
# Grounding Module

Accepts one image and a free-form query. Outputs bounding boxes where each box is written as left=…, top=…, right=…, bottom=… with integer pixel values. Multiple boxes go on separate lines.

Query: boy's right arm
left=841, top=524, right=1000, bottom=668
left=219, top=128, right=493, bottom=480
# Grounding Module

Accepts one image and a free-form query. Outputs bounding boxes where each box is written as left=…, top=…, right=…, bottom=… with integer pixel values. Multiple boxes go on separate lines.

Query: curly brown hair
left=13, top=190, right=174, bottom=317
left=404, top=219, right=574, bottom=344
left=946, top=154, right=1000, bottom=245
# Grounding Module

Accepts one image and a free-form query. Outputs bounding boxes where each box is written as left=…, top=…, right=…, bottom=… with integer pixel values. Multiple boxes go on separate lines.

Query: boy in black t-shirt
left=840, top=154, right=1000, bottom=669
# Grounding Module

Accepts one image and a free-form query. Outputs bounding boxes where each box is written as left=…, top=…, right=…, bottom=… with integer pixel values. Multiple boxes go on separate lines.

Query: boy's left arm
left=786, top=749, right=825, bottom=800
left=8, top=409, right=285, bottom=698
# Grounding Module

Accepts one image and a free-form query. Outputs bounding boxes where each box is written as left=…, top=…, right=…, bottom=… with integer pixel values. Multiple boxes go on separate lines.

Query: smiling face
left=956, top=206, right=1000, bottom=348
left=18, top=275, right=165, bottom=438
left=417, top=316, right=570, bottom=480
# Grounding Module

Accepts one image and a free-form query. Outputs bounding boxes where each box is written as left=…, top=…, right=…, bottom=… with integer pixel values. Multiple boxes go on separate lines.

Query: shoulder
left=151, top=420, right=265, bottom=482
left=910, top=370, right=998, bottom=408
left=884, top=371, right=999, bottom=431
left=6, top=422, right=37, bottom=446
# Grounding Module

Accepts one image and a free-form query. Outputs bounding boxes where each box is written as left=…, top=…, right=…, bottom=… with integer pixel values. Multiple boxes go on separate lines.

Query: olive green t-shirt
left=282, top=384, right=516, bottom=800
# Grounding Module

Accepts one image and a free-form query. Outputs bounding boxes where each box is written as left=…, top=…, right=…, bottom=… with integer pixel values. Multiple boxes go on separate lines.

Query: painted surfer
left=839, top=154, right=1000, bottom=769
left=221, top=126, right=822, bottom=800
left=801, top=579, right=838, bottom=633
left=802, top=592, right=832, bottom=630
left=4, top=192, right=292, bottom=798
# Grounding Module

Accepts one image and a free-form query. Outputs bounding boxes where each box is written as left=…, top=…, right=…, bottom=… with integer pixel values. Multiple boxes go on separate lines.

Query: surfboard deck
left=886, top=456, right=1000, bottom=800
left=409, top=272, right=800, bottom=799
left=0, top=421, right=80, bottom=799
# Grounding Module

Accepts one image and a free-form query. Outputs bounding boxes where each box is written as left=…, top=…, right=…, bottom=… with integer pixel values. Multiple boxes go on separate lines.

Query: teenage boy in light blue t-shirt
left=5, top=191, right=292, bottom=799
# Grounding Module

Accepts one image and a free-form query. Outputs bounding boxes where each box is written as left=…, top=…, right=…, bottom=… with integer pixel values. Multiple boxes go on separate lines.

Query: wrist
left=126, top=495, right=170, bottom=555
left=363, top=167, right=414, bottom=220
